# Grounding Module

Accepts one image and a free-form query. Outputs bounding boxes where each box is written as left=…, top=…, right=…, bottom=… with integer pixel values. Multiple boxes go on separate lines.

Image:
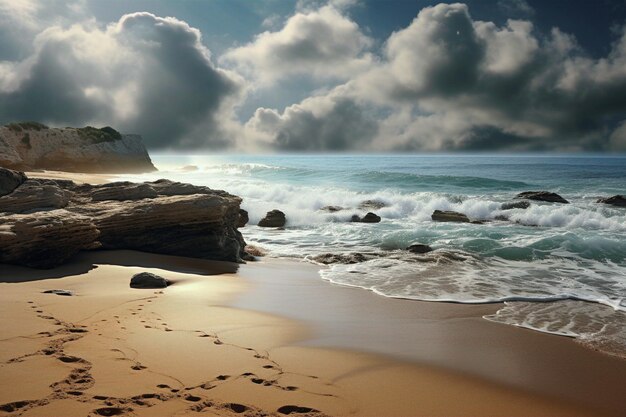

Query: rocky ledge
left=0, top=122, right=155, bottom=173
left=0, top=168, right=248, bottom=268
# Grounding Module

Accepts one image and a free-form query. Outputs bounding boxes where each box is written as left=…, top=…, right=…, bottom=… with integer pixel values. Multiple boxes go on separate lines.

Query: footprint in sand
left=277, top=405, right=320, bottom=415
left=93, top=406, right=131, bottom=416
left=216, top=375, right=230, bottom=381
left=131, top=364, right=147, bottom=371
left=227, top=403, right=249, bottom=413
left=185, top=395, right=202, bottom=402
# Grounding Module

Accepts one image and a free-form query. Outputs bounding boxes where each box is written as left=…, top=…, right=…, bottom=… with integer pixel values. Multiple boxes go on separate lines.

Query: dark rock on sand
left=319, top=205, right=344, bottom=212
left=501, top=201, right=530, bottom=210
left=358, top=199, right=387, bottom=210
left=43, top=289, right=73, bottom=296
left=406, top=244, right=433, bottom=254
left=130, top=272, right=169, bottom=289
left=0, top=167, right=27, bottom=196
left=310, top=253, right=367, bottom=264
left=258, top=209, right=286, bottom=227
left=431, top=210, right=470, bottom=223
left=597, top=195, right=626, bottom=207
left=0, top=169, right=247, bottom=268
left=361, top=212, right=381, bottom=223
left=237, top=209, right=249, bottom=227
left=515, top=191, right=569, bottom=204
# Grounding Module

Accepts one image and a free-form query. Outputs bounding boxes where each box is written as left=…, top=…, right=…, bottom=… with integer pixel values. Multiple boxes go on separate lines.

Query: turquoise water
left=120, top=154, right=626, bottom=357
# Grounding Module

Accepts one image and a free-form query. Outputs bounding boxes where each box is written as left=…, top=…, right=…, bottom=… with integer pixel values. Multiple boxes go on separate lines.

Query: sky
left=1, top=0, right=626, bottom=152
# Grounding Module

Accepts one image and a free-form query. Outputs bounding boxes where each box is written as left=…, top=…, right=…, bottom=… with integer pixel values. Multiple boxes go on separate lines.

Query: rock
left=258, top=210, right=286, bottom=227
left=494, top=214, right=510, bottom=221
left=310, top=253, right=367, bottom=264
left=515, top=191, right=569, bottom=204
left=406, top=244, right=433, bottom=254
left=0, top=178, right=247, bottom=268
left=0, top=210, right=99, bottom=268
left=431, top=210, right=470, bottom=223
left=0, top=180, right=69, bottom=213
left=319, top=205, right=344, bottom=212
left=358, top=200, right=387, bottom=210
left=471, top=220, right=489, bottom=224
left=244, top=244, right=266, bottom=257
left=0, top=167, right=27, bottom=197
left=91, top=182, right=157, bottom=201
left=130, top=272, right=168, bottom=289
left=350, top=214, right=361, bottom=222
left=43, top=289, right=73, bottom=296
left=361, top=212, right=381, bottom=223
left=597, top=195, right=626, bottom=207
left=237, top=209, right=249, bottom=227
left=0, top=123, right=155, bottom=173
left=501, top=201, right=530, bottom=210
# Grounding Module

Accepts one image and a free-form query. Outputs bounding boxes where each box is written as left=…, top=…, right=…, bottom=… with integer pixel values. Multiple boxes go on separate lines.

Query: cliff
left=0, top=122, right=156, bottom=173
left=0, top=168, right=248, bottom=268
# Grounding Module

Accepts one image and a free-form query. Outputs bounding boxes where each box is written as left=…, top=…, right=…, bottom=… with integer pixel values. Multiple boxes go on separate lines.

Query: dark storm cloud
left=0, top=12, right=241, bottom=149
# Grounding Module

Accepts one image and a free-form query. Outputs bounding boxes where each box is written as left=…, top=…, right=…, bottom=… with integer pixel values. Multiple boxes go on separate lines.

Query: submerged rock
left=515, top=191, right=569, bottom=204
left=361, top=212, right=381, bottom=223
left=310, top=253, right=367, bottom=264
left=350, top=214, right=361, bottom=222
left=258, top=210, right=286, bottom=227
left=130, top=272, right=168, bottom=289
left=406, top=244, right=433, bottom=254
left=237, top=209, right=249, bottom=227
left=501, top=201, right=530, bottom=210
left=597, top=195, right=626, bottom=207
left=431, top=210, right=470, bottom=223
left=319, top=205, right=344, bottom=212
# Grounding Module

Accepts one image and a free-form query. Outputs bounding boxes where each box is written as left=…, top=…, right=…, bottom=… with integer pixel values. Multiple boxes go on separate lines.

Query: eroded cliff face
left=0, top=168, right=248, bottom=268
left=0, top=123, right=155, bottom=173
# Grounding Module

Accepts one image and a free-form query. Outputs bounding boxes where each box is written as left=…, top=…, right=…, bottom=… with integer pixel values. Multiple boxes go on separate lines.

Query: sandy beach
left=1, top=249, right=624, bottom=417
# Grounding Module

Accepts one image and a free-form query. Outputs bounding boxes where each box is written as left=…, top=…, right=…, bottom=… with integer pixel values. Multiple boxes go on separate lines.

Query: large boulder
left=501, top=201, right=530, bottom=210
left=596, top=195, right=626, bottom=207
left=130, top=272, right=169, bottom=289
left=432, top=210, right=470, bottom=223
left=361, top=212, right=381, bottom=223
left=406, top=244, right=433, bottom=254
left=0, top=168, right=27, bottom=197
left=515, top=191, right=569, bottom=204
left=258, top=210, right=286, bottom=227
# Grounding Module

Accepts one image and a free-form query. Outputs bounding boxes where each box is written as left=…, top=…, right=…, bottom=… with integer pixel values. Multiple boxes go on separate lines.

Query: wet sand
left=1, top=250, right=623, bottom=416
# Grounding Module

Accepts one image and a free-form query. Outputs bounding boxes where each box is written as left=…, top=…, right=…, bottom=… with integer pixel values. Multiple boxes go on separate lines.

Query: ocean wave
left=351, top=171, right=532, bottom=190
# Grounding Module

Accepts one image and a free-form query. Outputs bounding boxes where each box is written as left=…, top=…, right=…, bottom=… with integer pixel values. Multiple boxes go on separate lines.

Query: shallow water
left=119, top=154, right=626, bottom=357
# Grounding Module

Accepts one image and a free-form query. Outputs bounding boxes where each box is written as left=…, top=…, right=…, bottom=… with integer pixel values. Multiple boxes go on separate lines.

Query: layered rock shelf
left=0, top=168, right=247, bottom=268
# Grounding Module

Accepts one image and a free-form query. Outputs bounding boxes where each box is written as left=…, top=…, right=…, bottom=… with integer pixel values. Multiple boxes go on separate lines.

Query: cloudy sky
left=1, top=0, right=626, bottom=152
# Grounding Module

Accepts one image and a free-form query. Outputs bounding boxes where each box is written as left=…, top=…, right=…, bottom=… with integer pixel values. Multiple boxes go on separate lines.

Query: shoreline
left=1, top=250, right=624, bottom=416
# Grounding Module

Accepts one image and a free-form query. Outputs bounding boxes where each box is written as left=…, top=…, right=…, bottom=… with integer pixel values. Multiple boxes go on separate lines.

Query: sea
left=120, top=154, right=626, bottom=358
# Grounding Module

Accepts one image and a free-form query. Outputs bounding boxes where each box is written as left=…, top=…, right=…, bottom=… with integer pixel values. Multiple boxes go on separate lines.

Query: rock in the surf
left=596, top=195, right=626, bottom=207
left=130, top=272, right=169, bottom=289
left=350, top=214, right=361, bottom=222
left=358, top=200, right=387, bottom=210
left=406, top=244, right=433, bottom=254
left=431, top=210, right=470, bottom=223
left=258, top=209, right=286, bottom=227
left=501, top=201, right=530, bottom=210
left=361, top=212, right=381, bottom=223
left=319, top=205, right=344, bottom=212
left=310, top=253, right=368, bottom=264
left=515, top=191, right=569, bottom=204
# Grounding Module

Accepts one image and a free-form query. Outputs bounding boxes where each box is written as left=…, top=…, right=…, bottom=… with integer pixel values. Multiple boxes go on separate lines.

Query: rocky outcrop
left=258, top=210, right=286, bottom=227
left=0, top=171, right=247, bottom=268
left=597, top=195, right=626, bottom=207
left=501, top=201, right=530, bottom=210
left=310, top=253, right=368, bottom=264
left=130, top=272, right=169, bottom=289
left=358, top=200, right=387, bottom=210
left=432, top=210, right=470, bottom=223
left=0, top=123, right=155, bottom=173
left=406, top=244, right=433, bottom=254
left=515, top=191, right=569, bottom=204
